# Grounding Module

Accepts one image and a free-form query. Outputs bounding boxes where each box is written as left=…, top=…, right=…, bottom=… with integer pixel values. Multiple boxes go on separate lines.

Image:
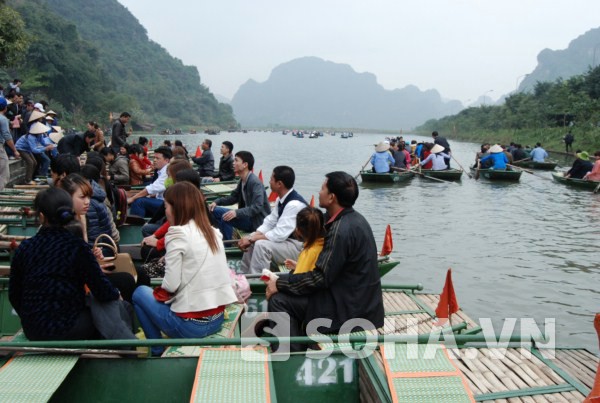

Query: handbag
left=141, top=257, right=166, bottom=278
left=93, top=233, right=138, bottom=281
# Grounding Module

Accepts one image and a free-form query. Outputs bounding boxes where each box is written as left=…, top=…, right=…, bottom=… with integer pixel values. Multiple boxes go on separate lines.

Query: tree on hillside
left=0, top=2, right=29, bottom=67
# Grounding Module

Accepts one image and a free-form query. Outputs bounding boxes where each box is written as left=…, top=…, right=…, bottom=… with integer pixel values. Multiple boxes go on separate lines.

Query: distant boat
left=341, top=133, right=349, bottom=139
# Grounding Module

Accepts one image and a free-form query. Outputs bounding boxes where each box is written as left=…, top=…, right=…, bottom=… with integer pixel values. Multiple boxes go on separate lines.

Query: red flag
left=258, top=170, right=263, bottom=183
left=268, top=191, right=278, bottom=203
left=380, top=224, right=393, bottom=256
left=148, top=138, right=153, bottom=148
left=435, top=269, right=459, bottom=325
left=584, top=314, right=600, bottom=402
left=309, top=195, right=315, bottom=207
left=195, top=145, right=202, bottom=158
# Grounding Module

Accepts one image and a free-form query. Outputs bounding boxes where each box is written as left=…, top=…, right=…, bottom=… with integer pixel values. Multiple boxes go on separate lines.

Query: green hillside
left=1, top=0, right=237, bottom=130
left=416, top=66, right=600, bottom=153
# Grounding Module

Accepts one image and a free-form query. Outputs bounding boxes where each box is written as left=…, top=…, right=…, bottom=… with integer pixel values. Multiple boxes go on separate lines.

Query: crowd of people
left=4, top=95, right=384, bottom=353
left=370, top=131, right=453, bottom=173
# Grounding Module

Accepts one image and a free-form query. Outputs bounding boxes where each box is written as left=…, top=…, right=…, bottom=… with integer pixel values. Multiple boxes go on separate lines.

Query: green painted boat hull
left=419, top=169, right=463, bottom=181
left=470, top=168, right=522, bottom=181
left=359, top=171, right=414, bottom=183
left=552, top=172, right=600, bottom=190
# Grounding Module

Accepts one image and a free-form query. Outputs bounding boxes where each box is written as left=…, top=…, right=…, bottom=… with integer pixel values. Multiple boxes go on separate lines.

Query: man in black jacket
left=265, top=171, right=384, bottom=351
left=110, top=112, right=130, bottom=153
left=57, top=132, right=95, bottom=157
left=208, top=151, right=270, bottom=240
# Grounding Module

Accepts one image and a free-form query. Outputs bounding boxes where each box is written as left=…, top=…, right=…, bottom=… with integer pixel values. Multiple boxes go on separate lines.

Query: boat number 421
left=296, top=357, right=354, bottom=386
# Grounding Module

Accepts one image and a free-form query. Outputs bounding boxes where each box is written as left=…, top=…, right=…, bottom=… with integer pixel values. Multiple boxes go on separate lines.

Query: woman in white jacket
left=133, top=182, right=237, bottom=356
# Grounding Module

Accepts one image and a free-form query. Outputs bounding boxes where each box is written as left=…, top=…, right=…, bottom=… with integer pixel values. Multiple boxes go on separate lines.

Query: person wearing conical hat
left=478, top=144, right=509, bottom=170
left=419, top=143, right=450, bottom=171
left=565, top=150, right=594, bottom=179
left=15, top=122, right=55, bottom=184
left=370, top=141, right=395, bottom=173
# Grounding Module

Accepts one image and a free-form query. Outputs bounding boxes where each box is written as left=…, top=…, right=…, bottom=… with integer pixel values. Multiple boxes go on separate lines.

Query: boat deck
left=361, top=346, right=597, bottom=402
left=377, top=291, right=481, bottom=335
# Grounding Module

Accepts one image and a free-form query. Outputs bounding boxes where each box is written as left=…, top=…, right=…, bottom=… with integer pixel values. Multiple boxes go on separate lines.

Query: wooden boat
left=552, top=171, right=600, bottom=190
left=512, top=160, right=558, bottom=170
left=360, top=170, right=414, bottom=183
left=470, top=167, right=522, bottom=181
left=419, top=168, right=463, bottom=181
left=0, top=279, right=596, bottom=402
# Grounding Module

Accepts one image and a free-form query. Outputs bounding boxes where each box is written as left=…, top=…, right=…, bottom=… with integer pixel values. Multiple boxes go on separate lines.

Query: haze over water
left=151, top=131, right=599, bottom=352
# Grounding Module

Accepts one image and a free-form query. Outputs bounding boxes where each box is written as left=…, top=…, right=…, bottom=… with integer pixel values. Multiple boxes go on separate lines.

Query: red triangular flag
left=195, top=145, right=202, bottom=158
left=584, top=314, right=600, bottom=402
left=268, top=191, right=278, bottom=203
left=380, top=224, right=393, bottom=256
left=309, top=195, right=315, bottom=207
left=148, top=138, right=153, bottom=148
left=258, top=170, right=263, bottom=183
left=435, top=269, right=459, bottom=325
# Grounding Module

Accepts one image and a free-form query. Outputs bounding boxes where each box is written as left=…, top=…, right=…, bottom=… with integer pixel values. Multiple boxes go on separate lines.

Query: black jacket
left=214, top=154, right=234, bottom=181
left=214, top=172, right=270, bottom=232
left=111, top=119, right=127, bottom=153
left=568, top=159, right=593, bottom=179
left=277, top=208, right=385, bottom=332
left=57, top=133, right=89, bottom=156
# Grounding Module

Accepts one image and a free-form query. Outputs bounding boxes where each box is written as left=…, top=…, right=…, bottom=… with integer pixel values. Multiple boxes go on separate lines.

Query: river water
left=148, top=131, right=599, bottom=352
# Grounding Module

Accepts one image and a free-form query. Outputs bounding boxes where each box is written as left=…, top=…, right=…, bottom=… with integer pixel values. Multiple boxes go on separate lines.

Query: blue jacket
left=371, top=151, right=395, bottom=173
left=9, top=227, right=119, bottom=340
left=480, top=153, right=509, bottom=169
left=86, top=181, right=113, bottom=247
left=15, top=133, right=46, bottom=154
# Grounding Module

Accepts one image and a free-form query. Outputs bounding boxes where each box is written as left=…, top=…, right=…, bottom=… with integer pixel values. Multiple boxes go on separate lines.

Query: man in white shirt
left=237, top=166, right=307, bottom=274
left=127, top=146, right=172, bottom=217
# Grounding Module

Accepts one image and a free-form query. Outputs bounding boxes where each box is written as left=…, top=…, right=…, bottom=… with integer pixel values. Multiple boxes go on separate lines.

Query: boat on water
left=512, top=160, right=558, bottom=170
left=0, top=275, right=596, bottom=402
left=419, top=168, right=463, bottom=181
left=551, top=171, right=600, bottom=190
left=470, top=167, right=522, bottom=181
left=359, top=170, right=414, bottom=183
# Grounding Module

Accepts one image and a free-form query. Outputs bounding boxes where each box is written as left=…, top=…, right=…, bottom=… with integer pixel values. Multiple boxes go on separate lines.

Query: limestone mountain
left=518, top=27, right=600, bottom=93
left=231, top=57, right=462, bottom=130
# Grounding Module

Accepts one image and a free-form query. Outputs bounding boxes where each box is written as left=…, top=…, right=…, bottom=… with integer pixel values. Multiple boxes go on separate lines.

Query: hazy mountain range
left=231, top=57, right=463, bottom=130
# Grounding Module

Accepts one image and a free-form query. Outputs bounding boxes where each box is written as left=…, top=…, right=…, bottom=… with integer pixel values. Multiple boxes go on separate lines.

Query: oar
left=475, top=161, right=480, bottom=180
left=450, top=154, right=472, bottom=179
left=593, top=182, right=600, bottom=194
left=507, top=164, right=553, bottom=181
left=512, top=157, right=531, bottom=164
left=354, top=157, right=372, bottom=180
left=393, top=166, right=453, bottom=184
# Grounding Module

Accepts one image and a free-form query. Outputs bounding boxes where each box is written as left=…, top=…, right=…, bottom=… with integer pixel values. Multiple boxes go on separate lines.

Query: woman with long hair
left=58, top=173, right=137, bottom=300
left=129, top=143, right=153, bottom=185
left=133, top=182, right=237, bottom=356
left=9, top=188, right=120, bottom=340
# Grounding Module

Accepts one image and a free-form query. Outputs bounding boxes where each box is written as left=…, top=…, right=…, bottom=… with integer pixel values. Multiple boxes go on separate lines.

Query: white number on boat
left=246, top=298, right=268, bottom=313
left=296, top=357, right=354, bottom=386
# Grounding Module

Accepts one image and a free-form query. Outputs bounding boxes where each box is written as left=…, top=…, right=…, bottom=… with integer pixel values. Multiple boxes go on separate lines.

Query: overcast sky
left=118, top=0, right=600, bottom=105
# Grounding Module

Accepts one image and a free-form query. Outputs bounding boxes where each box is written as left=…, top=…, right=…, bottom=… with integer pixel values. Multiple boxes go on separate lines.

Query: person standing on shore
left=110, top=112, right=130, bottom=154
left=432, top=131, right=451, bottom=168
left=563, top=131, right=574, bottom=153
left=0, top=97, right=20, bottom=190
